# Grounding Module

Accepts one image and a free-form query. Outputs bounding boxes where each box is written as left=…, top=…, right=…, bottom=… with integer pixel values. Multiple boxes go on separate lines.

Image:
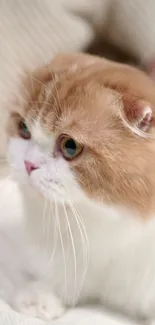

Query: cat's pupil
left=23, top=123, right=28, bottom=132
left=65, top=139, right=77, bottom=156
left=19, top=120, right=31, bottom=140
left=20, top=121, right=28, bottom=133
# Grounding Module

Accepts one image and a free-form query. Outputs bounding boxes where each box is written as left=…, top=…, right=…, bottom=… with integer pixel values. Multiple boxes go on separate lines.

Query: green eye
left=18, top=120, right=31, bottom=140
left=60, top=135, right=83, bottom=160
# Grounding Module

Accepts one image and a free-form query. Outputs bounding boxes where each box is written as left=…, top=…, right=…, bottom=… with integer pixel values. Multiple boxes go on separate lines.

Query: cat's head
left=7, top=53, right=155, bottom=215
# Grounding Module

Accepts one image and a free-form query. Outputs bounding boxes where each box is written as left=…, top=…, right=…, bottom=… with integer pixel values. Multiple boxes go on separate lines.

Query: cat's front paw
left=13, top=282, right=65, bottom=321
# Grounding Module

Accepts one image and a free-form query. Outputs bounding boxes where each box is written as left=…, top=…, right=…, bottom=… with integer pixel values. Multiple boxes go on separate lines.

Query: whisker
left=55, top=197, right=67, bottom=303
left=53, top=74, right=61, bottom=110
left=60, top=183, right=89, bottom=302
left=29, top=73, right=35, bottom=95
left=31, top=76, right=51, bottom=93
left=67, top=198, right=89, bottom=302
left=47, top=68, right=60, bottom=112
left=42, top=198, right=48, bottom=250
left=22, top=84, right=31, bottom=102
left=45, top=195, right=58, bottom=271
left=67, top=198, right=89, bottom=254
left=62, top=200, right=77, bottom=306
left=29, top=100, right=53, bottom=106
left=44, top=201, right=52, bottom=253
left=42, top=165, right=52, bottom=257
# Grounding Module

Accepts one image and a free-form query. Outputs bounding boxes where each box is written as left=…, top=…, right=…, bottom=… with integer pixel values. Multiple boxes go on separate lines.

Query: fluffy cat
left=6, top=52, right=155, bottom=321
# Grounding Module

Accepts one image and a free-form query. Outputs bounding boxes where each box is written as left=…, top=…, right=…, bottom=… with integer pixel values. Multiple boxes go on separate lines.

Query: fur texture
left=6, top=53, right=155, bottom=321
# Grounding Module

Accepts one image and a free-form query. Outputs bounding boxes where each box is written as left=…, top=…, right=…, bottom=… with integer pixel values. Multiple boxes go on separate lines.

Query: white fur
left=14, top=281, right=64, bottom=320
left=0, top=219, right=64, bottom=320
left=31, top=121, right=52, bottom=147
left=6, top=123, right=155, bottom=321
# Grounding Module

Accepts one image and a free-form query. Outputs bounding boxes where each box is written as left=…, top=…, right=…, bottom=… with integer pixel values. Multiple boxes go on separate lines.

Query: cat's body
left=22, top=185, right=155, bottom=318
left=1, top=187, right=155, bottom=320
left=16, top=181, right=155, bottom=321
left=5, top=53, right=155, bottom=320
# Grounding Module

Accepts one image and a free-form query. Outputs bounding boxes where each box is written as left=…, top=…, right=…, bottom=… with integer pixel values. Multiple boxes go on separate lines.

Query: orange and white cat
left=6, top=53, right=155, bottom=321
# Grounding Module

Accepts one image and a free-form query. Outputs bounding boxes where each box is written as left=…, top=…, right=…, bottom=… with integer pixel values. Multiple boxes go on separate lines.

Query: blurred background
left=1, top=0, right=155, bottom=161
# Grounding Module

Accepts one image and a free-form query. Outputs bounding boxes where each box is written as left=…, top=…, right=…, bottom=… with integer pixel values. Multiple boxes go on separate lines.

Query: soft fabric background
left=1, top=1, right=155, bottom=324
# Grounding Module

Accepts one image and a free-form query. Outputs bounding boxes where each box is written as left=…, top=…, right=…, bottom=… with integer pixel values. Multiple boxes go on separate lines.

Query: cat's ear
left=120, top=95, right=153, bottom=137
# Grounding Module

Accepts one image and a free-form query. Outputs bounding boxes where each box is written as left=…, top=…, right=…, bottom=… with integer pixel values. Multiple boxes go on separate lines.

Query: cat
left=6, top=52, right=155, bottom=321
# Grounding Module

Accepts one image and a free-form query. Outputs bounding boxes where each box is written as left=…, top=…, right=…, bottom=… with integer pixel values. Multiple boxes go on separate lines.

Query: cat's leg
left=13, top=281, right=65, bottom=321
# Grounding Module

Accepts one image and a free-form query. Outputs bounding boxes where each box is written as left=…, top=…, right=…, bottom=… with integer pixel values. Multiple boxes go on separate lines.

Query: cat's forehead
left=24, top=72, right=119, bottom=123
left=24, top=78, right=120, bottom=146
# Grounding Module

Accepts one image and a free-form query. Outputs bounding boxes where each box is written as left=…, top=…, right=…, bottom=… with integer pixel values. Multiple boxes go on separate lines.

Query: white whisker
left=54, top=197, right=67, bottom=303
left=42, top=166, right=52, bottom=255
left=62, top=200, right=77, bottom=306
left=44, top=201, right=52, bottom=252
left=60, top=183, right=89, bottom=302
left=42, top=198, right=49, bottom=251
left=43, top=195, right=58, bottom=275
left=67, top=198, right=89, bottom=301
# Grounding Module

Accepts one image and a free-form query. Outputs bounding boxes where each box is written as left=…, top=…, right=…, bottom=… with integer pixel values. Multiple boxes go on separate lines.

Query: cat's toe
left=36, top=293, right=65, bottom=320
left=14, top=284, right=65, bottom=321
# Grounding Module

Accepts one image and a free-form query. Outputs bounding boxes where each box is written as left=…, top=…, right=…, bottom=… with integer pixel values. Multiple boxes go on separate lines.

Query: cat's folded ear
left=120, top=95, right=154, bottom=137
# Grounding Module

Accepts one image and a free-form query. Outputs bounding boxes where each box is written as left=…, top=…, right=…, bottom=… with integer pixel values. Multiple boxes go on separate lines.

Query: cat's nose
left=24, top=160, right=39, bottom=175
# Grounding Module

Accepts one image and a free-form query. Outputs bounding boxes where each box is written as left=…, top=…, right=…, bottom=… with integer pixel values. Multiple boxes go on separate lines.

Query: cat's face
left=7, top=53, right=155, bottom=214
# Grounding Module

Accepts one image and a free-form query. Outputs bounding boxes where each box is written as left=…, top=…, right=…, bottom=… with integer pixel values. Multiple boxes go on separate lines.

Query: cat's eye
left=59, top=135, right=83, bottom=160
left=18, top=120, right=31, bottom=140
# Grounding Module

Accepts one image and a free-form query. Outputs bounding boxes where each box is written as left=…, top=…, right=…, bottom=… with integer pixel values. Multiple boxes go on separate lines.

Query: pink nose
left=24, top=160, right=38, bottom=175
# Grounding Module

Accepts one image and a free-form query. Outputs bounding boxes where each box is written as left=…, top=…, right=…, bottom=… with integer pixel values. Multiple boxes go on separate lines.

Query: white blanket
left=0, top=306, right=139, bottom=325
